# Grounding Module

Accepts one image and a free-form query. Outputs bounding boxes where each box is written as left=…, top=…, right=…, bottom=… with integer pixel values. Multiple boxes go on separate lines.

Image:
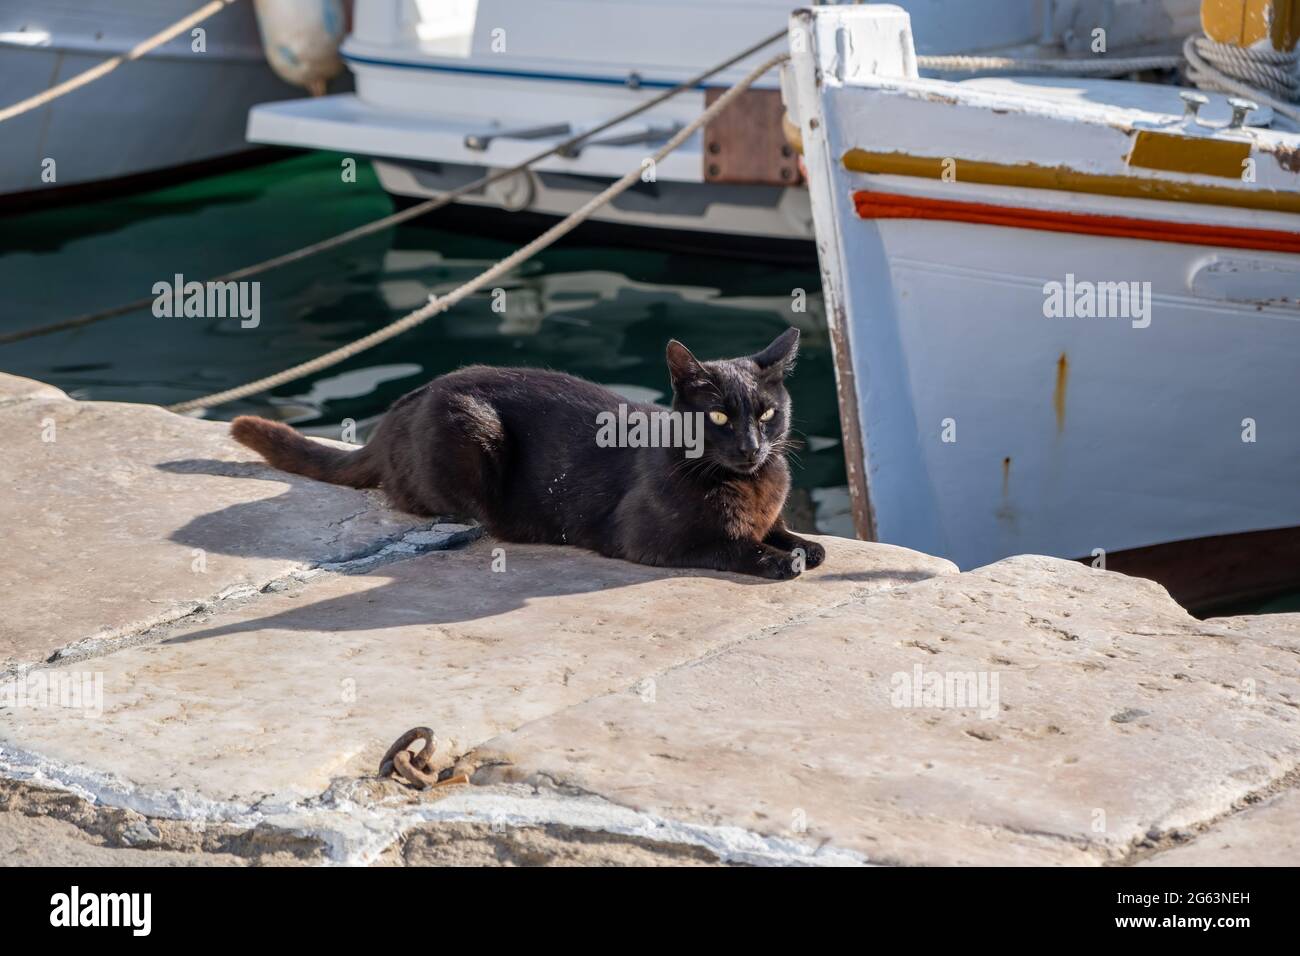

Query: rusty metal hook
left=379, top=726, right=436, bottom=778
left=378, top=726, right=470, bottom=791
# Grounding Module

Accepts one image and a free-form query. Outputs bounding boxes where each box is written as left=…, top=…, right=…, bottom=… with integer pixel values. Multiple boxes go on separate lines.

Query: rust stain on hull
left=1054, top=352, right=1069, bottom=434
left=1276, top=145, right=1300, bottom=174
left=996, top=456, right=1017, bottom=531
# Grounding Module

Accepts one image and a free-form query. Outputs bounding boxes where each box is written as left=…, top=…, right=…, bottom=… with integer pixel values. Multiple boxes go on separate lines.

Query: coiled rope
left=0, top=28, right=786, bottom=347
left=916, top=53, right=1183, bottom=75
left=165, top=51, right=790, bottom=414
left=0, top=0, right=241, bottom=125
left=1183, top=35, right=1300, bottom=125
left=918, top=38, right=1299, bottom=126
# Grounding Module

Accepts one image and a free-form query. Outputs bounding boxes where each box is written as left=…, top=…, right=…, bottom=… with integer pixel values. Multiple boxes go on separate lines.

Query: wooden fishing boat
left=785, top=3, right=1300, bottom=608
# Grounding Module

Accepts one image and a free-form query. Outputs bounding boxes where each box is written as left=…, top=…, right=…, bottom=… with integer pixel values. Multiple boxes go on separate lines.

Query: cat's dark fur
left=230, top=328, right=825, bottom=579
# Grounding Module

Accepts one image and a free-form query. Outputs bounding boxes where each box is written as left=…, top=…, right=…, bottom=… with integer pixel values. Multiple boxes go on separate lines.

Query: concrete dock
left=1, top=373, right=1297, bottom=865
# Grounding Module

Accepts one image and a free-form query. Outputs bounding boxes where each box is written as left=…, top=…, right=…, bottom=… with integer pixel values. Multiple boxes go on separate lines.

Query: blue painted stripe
left=342, top=52, right=766, bottom=90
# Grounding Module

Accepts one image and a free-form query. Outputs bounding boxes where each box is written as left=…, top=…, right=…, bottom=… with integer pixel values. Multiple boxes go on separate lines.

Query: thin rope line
left=165, top=53, right=790, bottom=414
left=0, top=0, right=240, bottom=124
left=0, top=27, right=786, bottom=346
left=916, top=53, right=1182, bottom=75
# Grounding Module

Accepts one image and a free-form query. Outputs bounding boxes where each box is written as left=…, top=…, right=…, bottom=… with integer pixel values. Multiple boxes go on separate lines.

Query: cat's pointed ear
left=753, top=327, right=799, bottom=378
left=666, top=339, right=705, bottom=388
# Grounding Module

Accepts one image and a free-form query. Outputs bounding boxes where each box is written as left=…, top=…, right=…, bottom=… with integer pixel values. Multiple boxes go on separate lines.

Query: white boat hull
left=0, top=0, right=302, bottom=202
left=248, top=0, right=1201, bottom=250
left=856, top=218, right=1300, bottom=568
left=247, top=88, right=815, bottom=246
left=787, top=5, right=1300, bottom=603
left=372, top=159, right=815, bottom=243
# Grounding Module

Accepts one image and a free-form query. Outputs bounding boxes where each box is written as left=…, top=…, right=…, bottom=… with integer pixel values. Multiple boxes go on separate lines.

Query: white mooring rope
left=0, top=0, right=241, bottom=125
left=8, top=10, right=1296, bottom=362
left=0, top=28, right=787, bottom=346
left=165, top=52, right=791, bottom=415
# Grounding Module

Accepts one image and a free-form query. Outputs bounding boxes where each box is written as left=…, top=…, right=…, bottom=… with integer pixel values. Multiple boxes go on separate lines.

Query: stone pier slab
left=1139, top=789, right=1300, bottom=867
left=2, top=376, right=1297, bottom=866
left=0, top=374, right=433, bottom=670
left=0, top=535, right=954, bottom=809
left=470, top=557, right=1300, bottom=866
left=0, top=373, right=68, bottom=406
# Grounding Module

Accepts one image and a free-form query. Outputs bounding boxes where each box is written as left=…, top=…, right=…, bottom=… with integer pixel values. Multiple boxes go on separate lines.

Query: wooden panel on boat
left=1201, top=0, right=1300, bottom=51
left=1128, top=130, right=1253, bottom=179
left=1090, top=526, right=1300, bottom=614
left=702, top=88, right=803, bottom=187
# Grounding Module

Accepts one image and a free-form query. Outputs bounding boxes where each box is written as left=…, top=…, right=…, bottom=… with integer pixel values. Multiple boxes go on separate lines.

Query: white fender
left=253, top=0, right=348, bottom=95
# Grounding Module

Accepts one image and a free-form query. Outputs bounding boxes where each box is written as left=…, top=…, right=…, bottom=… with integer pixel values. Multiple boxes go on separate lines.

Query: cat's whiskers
left=767, top=437, right=802, bottom=469
left=668, top=451, right=712, bottom=481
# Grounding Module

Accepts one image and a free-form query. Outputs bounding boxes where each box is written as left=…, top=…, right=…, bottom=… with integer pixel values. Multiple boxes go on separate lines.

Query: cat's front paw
left=757, top=551, right=803, bottom=580
left=791, top=539, right=826, bottom=569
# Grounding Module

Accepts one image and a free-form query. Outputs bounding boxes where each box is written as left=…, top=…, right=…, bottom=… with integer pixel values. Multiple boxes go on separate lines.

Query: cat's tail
left=230, top=416, right=380, bottom=489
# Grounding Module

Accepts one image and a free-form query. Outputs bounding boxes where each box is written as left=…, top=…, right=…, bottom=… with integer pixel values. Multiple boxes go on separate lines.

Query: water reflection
left=0, top=152, right=849, bottom=534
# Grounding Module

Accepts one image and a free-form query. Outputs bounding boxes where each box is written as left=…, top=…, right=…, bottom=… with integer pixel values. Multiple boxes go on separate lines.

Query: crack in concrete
left=0, top=523, right=482, bottom=682
left=0, top=751, right=865, bottom=867
left=1113, top=764, right=1300, bottom=867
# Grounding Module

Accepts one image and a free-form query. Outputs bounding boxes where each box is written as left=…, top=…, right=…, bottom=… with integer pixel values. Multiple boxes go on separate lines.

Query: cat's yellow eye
left=759, top=408, right=776, bottom=422
left=708, top=410, right=729, bottom=426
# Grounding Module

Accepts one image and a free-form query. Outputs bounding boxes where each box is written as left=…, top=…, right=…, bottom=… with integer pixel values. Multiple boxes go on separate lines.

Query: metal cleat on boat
left=1227, top=97, right=1260, bottom=130
left=1179, top=90, right=1209, bottom=126
left=464, top=123, right=573, bottom=152
left=558, top=123, right=682, bottom=159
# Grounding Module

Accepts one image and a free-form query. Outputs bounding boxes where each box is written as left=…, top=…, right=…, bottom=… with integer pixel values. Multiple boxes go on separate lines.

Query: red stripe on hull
left=852, top=191, right=1300, bottom=254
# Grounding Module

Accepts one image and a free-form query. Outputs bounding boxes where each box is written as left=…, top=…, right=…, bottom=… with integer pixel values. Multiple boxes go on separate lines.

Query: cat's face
left=667, top=328, right=798, bottom=475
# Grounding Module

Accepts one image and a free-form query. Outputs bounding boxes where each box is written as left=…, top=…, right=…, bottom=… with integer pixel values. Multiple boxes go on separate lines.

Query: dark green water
left=0, top=151, right=852, bottom=534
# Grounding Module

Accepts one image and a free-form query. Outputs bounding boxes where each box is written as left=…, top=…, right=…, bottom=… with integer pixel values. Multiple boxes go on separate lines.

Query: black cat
left=230, top=327, right=826, bottom=579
